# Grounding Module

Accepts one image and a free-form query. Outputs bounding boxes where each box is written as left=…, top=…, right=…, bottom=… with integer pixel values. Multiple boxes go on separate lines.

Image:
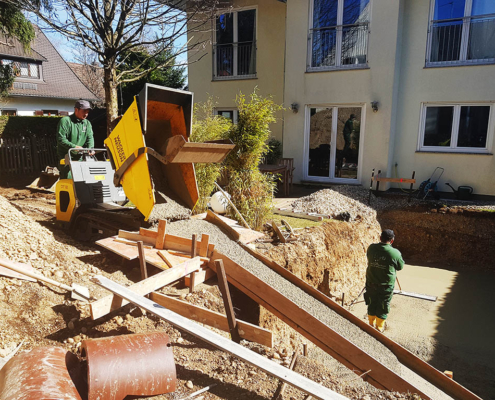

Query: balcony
left=213, top=41, right=257, bottom=80
left=427, top=14, right=495, bottom=66
left=309, top=23, right=369, bottom=71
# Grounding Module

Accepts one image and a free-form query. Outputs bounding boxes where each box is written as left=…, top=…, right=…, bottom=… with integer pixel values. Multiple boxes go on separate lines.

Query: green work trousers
left=364, top=286, right=393, bottom=320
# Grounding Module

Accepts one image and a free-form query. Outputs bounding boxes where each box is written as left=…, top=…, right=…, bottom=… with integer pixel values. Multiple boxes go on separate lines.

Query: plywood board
left=205, top=210, right=265, bottom=244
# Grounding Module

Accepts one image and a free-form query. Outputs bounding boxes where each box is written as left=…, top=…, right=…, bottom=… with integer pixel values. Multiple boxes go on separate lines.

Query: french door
left=304, top=105, right=363, bottom=182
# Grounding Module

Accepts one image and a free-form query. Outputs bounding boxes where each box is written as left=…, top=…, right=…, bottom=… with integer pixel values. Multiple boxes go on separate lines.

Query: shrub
left=224, top=91, right=283, bottom=230
left=190, top=98, right=232, bottom=214
left=265, top=137, right=282, bottom=165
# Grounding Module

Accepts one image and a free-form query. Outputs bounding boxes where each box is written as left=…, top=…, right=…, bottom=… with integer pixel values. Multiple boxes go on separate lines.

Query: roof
left=6, top=27, right=99, bottom=102
left=0, top=34, right=46, bottom=62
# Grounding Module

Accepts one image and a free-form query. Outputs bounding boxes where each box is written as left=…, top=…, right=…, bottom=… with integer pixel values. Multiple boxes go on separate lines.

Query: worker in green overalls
left=56, top=100, right=94, bottom=179
left=365, top=229, right=404, bottom=332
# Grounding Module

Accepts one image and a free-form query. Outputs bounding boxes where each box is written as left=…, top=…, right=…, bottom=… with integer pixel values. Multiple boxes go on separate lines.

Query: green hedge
left=0, top=116, right=62, bottom=139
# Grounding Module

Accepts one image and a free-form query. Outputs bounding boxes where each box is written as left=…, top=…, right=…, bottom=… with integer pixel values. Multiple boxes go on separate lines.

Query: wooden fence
left=0, top=136, right=58, bottom=175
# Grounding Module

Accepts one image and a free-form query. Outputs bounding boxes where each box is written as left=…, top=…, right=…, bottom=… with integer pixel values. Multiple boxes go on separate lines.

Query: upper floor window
left=213, top=9, right=257, bottom=80
left=308, top=0, right=370, bottom=71
left=427, top=0, right=495, bottom=66
left=1, top=59, right=40, bottom=79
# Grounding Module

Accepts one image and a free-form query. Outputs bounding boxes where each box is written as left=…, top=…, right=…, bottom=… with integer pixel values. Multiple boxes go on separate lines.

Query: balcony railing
left=213, top=41, right=257, bottom=80
left=309, top=23, right=369, bottom=70
left=428, top=14, right=495, bottom=65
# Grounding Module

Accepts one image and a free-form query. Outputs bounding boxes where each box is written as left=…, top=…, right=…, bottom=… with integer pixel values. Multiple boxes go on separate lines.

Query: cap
left=75, top=100, right=91, bottom=109
left=380, top=229, right=395, bottom=242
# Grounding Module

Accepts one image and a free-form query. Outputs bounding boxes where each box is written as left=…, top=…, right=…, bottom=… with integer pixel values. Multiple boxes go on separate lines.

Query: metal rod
left=214, top=182, right=251, bottom=230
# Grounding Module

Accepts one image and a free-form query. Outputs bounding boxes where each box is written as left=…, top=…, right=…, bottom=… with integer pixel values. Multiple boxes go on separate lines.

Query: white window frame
left=426, top=0, right=495, bottom=66
left=307, top=0, right=371, bottom=72
left=417, top=102, right=494, bottom=153
left=213, top=6, right=257, bottom=81
left=303, top=103, right=366, bottom=184
left=216, top=108, right=239, bottom=124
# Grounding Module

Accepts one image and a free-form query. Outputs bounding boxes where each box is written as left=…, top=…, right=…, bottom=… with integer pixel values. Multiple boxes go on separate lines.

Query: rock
left=54, top=271, right=64, bottom=278
left=177, top=337, right=184, bottom=344
left=115, top=316, right=124, bottom=325
left=248, top=370, right=256, bottom=376
left=180, top=294, right=187, bottom=300
left=67, top=338, right=75, bottom=344
left=185, top=380, right=194, bottom=389
left=272, top=353, right=281, bottom=360
left=29, top=253, right=38, bottom=260
left=81, top=327, right=87, bottom=334
left=68, top=321, right=75, bottom=330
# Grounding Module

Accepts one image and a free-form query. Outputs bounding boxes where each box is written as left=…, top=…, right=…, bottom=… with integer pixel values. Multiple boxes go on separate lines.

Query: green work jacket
left=366, top=243, right=404, bottom=291
left=56, top=114, right=94, bottom=161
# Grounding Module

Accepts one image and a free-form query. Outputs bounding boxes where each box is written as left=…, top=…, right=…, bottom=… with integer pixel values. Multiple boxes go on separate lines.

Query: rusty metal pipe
left=82, top=331, right=176, bottom=400
left=0, top=346, right=82, bottom=400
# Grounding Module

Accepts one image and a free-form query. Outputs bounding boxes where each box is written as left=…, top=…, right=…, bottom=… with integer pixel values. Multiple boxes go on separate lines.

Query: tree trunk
left=104, top=66, right=119, bottom=136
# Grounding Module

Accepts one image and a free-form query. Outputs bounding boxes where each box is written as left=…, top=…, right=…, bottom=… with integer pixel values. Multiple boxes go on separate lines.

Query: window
left=427, top=0, right=495, bottom=65
left=309, top=0, right=370, bottom=71
left=419, top=104, right=493, bottom=153
left=42, top=110, right=59, bottom=116
left=1, top=109, right=17, bottom=116
left=213, top=9, right=256, bottom=80
left=216, top=109, right=238, bottom=123
left=1, top=59, right=40, bottom=78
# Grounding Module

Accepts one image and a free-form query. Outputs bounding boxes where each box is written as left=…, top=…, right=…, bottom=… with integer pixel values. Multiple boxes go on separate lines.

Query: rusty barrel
left=0, top=346, right=82, bottom=400
left=82, top=331, right=176, bottom=400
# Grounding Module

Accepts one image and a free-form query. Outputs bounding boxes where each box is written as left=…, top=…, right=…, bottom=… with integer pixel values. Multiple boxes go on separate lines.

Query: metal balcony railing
left=213, top=41, right=257, bottom=80
left=310, top=23, right=369, bottom=70
left=428, top=14, right=495, bottom=65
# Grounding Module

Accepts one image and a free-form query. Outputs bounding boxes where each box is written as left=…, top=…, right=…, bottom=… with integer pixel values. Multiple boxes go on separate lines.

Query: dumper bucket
left=26, top=166, right=59, bottom=193
left=105, top=84, right=234, bottom=221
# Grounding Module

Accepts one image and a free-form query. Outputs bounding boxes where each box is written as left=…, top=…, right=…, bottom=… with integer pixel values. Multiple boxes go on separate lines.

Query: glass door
left=306, top=106, right=362, bottom=181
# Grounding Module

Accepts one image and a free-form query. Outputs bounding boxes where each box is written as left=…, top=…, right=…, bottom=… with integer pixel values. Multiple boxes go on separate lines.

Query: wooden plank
left=215, top=259, right=241, bottom=343
left=273, top=209, right=323, bottom=221
left=137, top=241, right=148, bottom=280
left=272, top=221, right=287, bottom=243
left=0, top=261, right=37, bottom=282
left=156, top=220, right=167, bottom=249
left=184, top=267, right=216, bottom=287
left=208, top=250, right=429, bottom=398
left=90, top=257, right=202, bottom=320
left=199, top=234, right=209, bottom=257
left=157, top=250, right=185, bottom=268
left=139, top=228, right=158, bottom=238
left=164, top=234, right=202, bottom=254
left=118, top=230, right=156, bottom=246
left=374, top=177, right=416, bottom=184
left=238, top=244, right=481, bottom=400
left=207, top=243, right=215, bottom=258
left=166, top=250, right=210, bottom=263
left=206, top=210, right=240, bottom=241
left=149, top=292, right=273, bottom=347
left=91, top=275, right=348, bottom=400
left=114, top=238, right=153, bottom=249
left=189, top=271, right=197, bottom=293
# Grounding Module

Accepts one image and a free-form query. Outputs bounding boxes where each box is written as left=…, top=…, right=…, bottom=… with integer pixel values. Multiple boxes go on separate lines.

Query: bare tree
left=13, top=0, right=222, bottom=134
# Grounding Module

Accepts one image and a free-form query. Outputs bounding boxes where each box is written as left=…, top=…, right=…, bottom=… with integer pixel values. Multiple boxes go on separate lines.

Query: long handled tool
left=0, top=258, right=92, bottom=301
left=394, top=276, right=437, bottom=302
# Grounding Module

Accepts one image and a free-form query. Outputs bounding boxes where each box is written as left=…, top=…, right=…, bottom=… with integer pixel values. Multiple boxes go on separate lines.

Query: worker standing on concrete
left=365, top=229, right=404, bottom=332
left=56, top=100, right=94, bottom=179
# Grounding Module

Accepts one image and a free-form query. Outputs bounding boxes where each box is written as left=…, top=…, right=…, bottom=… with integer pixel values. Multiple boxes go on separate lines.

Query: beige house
left=188, top=0, right=495, bottom=195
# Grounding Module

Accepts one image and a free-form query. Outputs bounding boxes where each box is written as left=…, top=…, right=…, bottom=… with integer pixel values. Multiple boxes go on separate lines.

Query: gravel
left=167, top=219, right=451, bottom=399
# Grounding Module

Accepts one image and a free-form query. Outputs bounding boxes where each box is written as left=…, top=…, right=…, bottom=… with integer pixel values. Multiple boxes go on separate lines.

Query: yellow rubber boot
left=376, top=317, right=386, bottom=332
left=367, top=315, right=376, bottom=327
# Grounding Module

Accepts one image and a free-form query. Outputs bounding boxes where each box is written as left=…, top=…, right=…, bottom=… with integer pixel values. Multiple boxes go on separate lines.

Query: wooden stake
left=199, top=234, right=210, bottom=257
left=156, top=220, right=167, bottom=250
left=191, top=234, right=197, bottom=258
left=137, top=241, right=148, bottom=280
left=189, top=271, right=197, bottom=294
left=303, top=343, right=308, bottom=357
left=215, top=259, right=241, bottom=343
left=273, top=351, right=299, bottom=399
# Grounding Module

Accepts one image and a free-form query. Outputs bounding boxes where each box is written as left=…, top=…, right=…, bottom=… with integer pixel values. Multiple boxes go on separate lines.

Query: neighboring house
left=0, top=27, right=99, bottom=116
left=187, top=0, right=495, bottom=196
left=67, top=62, right=105, bottom=103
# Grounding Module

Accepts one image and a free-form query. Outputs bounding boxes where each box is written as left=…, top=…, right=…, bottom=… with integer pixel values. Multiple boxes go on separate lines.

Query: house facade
left=188, top=0, right=495, bottom=195
left=0, top=27, right=99, bottom=116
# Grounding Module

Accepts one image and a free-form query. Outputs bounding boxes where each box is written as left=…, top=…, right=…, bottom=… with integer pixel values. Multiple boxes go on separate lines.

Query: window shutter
left=34, top=110, right=43, bottom=116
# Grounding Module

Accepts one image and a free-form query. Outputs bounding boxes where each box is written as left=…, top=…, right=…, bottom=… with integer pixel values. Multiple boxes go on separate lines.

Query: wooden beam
left=118, top=230, right=156, bottom=246
left=238, top=244, right=481, bottom=400
left=208, top=251, right=429, bottom=398
left=199, top=234, right=210, bottom=257
left=273, top=351, right=299, bottom=399
left=374, top=177, right=416, bottom=184
left=90, top=257, right=201, bottom=320
left=137, top=241, right=148, bottom=280
left=156, top=220, right=167, bottom=250
left=139, top=228, right=158, bottom=239
left=272, top=221, right=287, bottom=243
left=184, top=267, right=216, bottom=287
left=114, top=238, right=153, bottom=249
left=215, top=260, right=241, bottom=343
left=150, top=292, right=273, bottom=347
left=91, top=275, right=349, bottom=400
left=206, top=210, right=240, bottom=241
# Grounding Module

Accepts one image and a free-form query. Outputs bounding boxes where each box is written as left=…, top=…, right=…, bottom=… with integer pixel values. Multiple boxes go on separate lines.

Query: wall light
left=371, top=101, right=379, bottom=113
left=290, top=103, right=299, bottom=113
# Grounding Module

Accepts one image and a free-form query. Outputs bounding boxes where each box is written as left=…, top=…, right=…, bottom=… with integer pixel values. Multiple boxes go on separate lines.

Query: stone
left=115, top=316, right=124, bottom=325
left=81, top=327, right=87, bottom=334
left=54, top=271, right=64, bottom=278
left=272, top=353, right=281, bottom=360
left=185, top=381, right=194, bottom=389
left=67, top=338, right=75, bottom=344
left=68, top=321, right=75, bottom=330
